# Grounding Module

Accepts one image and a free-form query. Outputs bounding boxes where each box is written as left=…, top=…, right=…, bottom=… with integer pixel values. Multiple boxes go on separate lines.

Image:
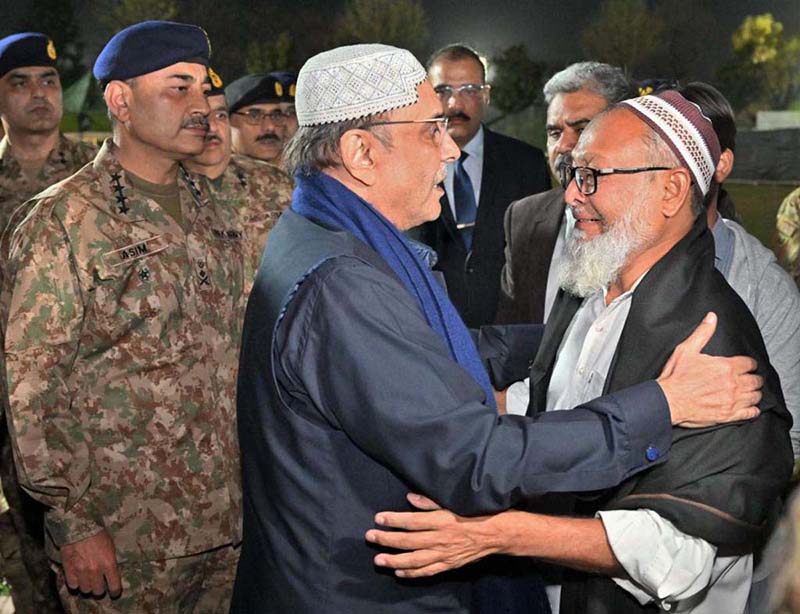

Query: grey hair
left=543, top=61, right=634, bottom=105
left=284, top=114, right=392, bottom=176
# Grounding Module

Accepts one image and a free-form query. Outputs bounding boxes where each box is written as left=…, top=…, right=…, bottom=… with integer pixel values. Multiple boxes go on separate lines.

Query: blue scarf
left=292, top=171, right=496, bottom=409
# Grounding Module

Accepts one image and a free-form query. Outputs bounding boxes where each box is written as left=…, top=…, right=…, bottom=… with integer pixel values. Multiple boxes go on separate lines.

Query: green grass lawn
left=724, top=182, right=796, bottom=253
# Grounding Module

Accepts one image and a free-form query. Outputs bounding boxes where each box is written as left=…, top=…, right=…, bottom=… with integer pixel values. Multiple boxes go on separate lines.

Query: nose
left=440, top=128, right=459, bottom=163
left=30, top=80, right=46, bottom=99
left=556, top=130, right=578, bottom=156
left=444, top=95, right=461, bottom=112
left=564, top=175, right=583, bottom=208
left=190, top=88, right=210, bottom=117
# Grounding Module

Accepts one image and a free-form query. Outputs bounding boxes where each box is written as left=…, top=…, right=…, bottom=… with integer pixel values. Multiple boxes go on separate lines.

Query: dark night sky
left=422, top=0, right=800, bottom=64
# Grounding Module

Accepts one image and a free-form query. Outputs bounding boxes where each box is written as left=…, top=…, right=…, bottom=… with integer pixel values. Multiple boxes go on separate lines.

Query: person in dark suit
left=495, top=62, right=634, bottom=325
left=411, top=44, right=550, bottom=328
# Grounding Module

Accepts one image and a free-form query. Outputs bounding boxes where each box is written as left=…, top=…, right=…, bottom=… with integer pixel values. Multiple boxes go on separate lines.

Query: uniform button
left=466, top=267, right=475, bottom=274
left=645, top=445, right=660, bottom=462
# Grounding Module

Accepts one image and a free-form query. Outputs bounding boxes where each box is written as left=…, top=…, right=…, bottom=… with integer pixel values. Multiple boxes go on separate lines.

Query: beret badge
left=208, top=67, right=223, bottom=89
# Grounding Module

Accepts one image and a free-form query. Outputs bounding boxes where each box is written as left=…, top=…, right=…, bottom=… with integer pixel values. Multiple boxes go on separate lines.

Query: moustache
left=256, top=133, right=280, bottom=143
left=182, top=115, right=209, bottom=130
left=555, top=151, right=572, bottom=169
left=446, top=112, right=470, bottom=122
left=204, top=134, right=222, bottom=144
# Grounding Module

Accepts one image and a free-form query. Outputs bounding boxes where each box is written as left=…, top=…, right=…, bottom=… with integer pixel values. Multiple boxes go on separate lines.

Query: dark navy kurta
left=231, top=209, right=672, bottom=613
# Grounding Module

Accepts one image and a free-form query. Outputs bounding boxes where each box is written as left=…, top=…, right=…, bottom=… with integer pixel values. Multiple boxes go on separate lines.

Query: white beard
left=558, top=200, right=653, bottom=297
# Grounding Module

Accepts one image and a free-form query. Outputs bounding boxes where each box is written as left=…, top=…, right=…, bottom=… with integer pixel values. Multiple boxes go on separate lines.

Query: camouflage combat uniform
left=200, top=154, right=293, bottom=292
left=2, top=139, right=245, bottom=612
left=0, top=134, right=96, bottom=236
left=0, top=133, right=95, bottom=614
left=777, top=186, right=800, bottom=287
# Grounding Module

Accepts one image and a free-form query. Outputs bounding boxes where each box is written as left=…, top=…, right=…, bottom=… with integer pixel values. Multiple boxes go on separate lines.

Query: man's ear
left=104, top=81, right=133, bottom=123
left=482, top=84, right=491, bottom=107
left=339, top=129, right=380, bottom=186
left=661, top=167, right=693, bottom=218
left=714, top=149, right=734, bottom=183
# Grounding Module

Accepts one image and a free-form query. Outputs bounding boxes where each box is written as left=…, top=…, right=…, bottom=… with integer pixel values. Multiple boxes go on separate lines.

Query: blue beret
left=0, top=33, right=58, bottom=79
left=93, top=20, right=210, bottom=84
left=225, top=73, right=292, bottom=113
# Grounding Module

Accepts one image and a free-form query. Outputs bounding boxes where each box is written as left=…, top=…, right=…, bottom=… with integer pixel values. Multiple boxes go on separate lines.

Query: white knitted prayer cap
left=296, top=44, right=427, bottom=127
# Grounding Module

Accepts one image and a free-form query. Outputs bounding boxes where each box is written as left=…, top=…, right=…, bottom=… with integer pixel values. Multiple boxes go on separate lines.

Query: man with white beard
left=366, top=91, right=792, bottom=614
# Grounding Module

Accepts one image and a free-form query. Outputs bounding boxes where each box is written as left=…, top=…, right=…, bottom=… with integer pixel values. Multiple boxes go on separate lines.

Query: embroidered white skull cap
left=296, top=44, right=427, bottom=126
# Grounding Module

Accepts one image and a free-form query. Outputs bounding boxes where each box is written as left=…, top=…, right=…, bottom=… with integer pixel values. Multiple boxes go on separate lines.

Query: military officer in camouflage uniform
left=0, top=32, right=98, bottom=614
left=185, top=68, right=293, bottom=287
left=777, top=186, right=800, bottom=287
left=0, top=33, right=96, bottom=235
left=2, top=21, right=246, bottom=613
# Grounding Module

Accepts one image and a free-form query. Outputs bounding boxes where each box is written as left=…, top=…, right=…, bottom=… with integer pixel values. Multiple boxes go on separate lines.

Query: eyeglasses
left=572, top=165, right=674, bottom=195
left=232, top=108, right=297, bottom=125
left=433, top=84, right=489, bottom=100
left=360, top=116, right=450, bottom=146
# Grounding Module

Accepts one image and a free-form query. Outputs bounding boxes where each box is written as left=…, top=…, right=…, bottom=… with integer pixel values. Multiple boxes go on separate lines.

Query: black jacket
left=412, top=128, right=550, bottom=328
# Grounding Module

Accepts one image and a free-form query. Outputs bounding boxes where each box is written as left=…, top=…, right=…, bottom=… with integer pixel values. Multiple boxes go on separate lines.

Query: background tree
left=245, top=32, right=294, bottom=74
left=581, top=0, right=665, bottom=76
left=105, top=0, right=177, bottom=28
left=718, top=13, right=800, bottom=122
left=650, top=0, right=718, bottom=81
left=333, top=0, right=429, bottom=59
left=487, top=44, right=547, bottom=123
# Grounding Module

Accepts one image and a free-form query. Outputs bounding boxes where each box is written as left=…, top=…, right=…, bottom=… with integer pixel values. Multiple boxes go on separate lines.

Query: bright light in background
left=479, top=54, right=494, bottom=82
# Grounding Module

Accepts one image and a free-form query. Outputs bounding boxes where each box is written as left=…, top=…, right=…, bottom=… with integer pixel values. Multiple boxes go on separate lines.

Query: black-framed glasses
left=360, top=116, right=450, bottom=146
left=232, top=108, right=297, bottom=125
left=433, top=84, right=489, bottom=100
left=572, top=165, right=674, bottom=195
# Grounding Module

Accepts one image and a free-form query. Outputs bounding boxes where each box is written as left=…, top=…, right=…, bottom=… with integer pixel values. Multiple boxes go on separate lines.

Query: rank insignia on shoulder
left=109, top=171, right=130, bottom=214
left=105, top=234, right=170, bottom=268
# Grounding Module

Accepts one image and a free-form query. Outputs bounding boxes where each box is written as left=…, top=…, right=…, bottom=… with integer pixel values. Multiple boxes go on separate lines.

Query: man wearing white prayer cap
left=232, top=49, right=766, bottom=613
left=365, top=91, right=792, bottom=614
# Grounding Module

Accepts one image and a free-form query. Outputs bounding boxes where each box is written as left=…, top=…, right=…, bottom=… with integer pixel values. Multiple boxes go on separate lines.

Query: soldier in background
left=0, top=33, right=96, bottom=235
left=0, top=32, right=98, bottom=614
left=2, top=21, right=246, bottom=613
left=226, top=72, right=297, bottom=167
left=185, top=67, right=293, bottom=287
